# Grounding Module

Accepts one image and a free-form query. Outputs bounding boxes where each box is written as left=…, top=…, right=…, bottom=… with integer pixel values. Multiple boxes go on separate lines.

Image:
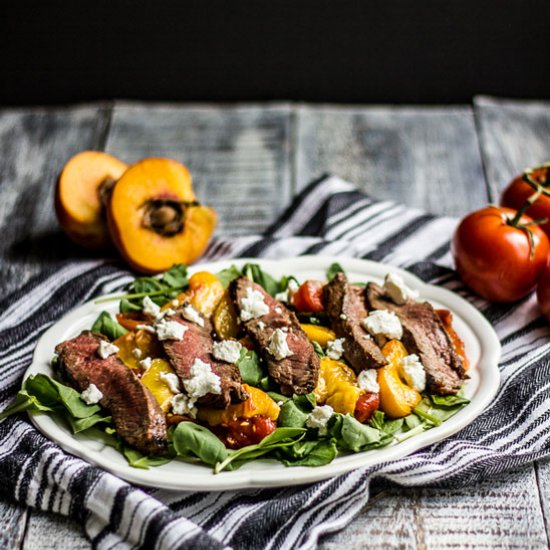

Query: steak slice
left=230, top=277, right=319, bottom=396
left=324, top=272, right=387, bottom=372
left=366, top=282, right=466, bottom=395
left=54, top=330, right=167, bottom=454
left=161, top=314, right=248, bottom=408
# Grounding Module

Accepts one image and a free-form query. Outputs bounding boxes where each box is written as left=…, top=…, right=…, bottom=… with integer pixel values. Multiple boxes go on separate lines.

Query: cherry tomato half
left=451, top=206, right=549, bottom=303
left=292, top=280, right=325, bottom=312
left=223, top=415, right=276, bottom=449
left=354, top=392, right=379, bottom=423
left=536, top=259, right=550, bottom=321
left=501, top=164, right=550, bottom=239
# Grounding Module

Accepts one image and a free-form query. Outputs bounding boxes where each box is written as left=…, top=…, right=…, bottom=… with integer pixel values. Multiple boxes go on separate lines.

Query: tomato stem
left=508, top=183, right=546, bottom=227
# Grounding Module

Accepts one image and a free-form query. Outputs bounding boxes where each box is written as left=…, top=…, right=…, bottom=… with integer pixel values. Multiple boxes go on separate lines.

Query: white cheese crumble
left=139, top=357, right=152, bottom=371
left=159, top=372, right=181, bottom=394
left=257, top=321, right=266, bottom=330
left=136, top=324, right=156, bottom=334
left=267, top=328, right=293, bottom=360
left=340, top=313, right=347, bottom=321
left=155, top=318, right=187, bottom=341
left=97, top=340, right=119, bottom=359
left=212, top=340, right=242, bottom=363
left=142, top=296, right=161, bottom=317
left=171, top=393, right=197, bottom=418
left=357, top=369, right=380, bottom=393
left=81, top=384, right=103, bottom=405
left=181, top=303, right=205, bottom=327
left=274, top=306, right=283, bottom=314
left=132, top=348, right=142, bottom=359
left=183, top=358, right=222, bottom=398
left=156, top=307, right=176, bottom=320
left=306, top=405, right=334, bottom=435
left=171, top=299, right=179, bottom=307
left=326, top=338, right=345, bottom=360
left=239, top=287, right=269, bottom=321
left=275, top=279, right=299, bottom=303
left=400, top=354, right=426, bottom=392
left=361, top=309, right=403, bottom=340
left=384, top=273, right=419, bottom=305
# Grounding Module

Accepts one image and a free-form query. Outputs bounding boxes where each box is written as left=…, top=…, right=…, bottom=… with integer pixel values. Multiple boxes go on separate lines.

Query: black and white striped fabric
left=2, top=175, right=550, bottom=549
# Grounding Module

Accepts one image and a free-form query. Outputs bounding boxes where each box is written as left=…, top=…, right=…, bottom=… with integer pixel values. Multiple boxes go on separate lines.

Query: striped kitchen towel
left=1, top=175, right=550, bottom=549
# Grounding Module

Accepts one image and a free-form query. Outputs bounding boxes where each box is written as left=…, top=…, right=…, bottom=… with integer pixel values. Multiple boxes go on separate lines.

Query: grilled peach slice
left=107, top=158, right=217, bottom=274
left=55, top=151, right=127, bottom=248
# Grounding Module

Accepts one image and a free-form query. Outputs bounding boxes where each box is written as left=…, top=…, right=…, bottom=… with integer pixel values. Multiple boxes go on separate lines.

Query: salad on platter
left=2, top=262, right=471, bottom=473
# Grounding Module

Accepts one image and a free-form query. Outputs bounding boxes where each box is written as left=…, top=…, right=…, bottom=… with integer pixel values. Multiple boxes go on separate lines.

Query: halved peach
left=55, top=151, right=127, bottom=248
left=107, top=158, right=217, bottom=273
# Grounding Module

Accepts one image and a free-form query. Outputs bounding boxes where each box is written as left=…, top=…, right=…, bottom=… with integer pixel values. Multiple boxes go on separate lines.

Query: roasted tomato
left=537, top=259, right=550, bottom=321
left=116, top=312, right=148, bottom=331
left=354, top=392, right=380, bottom=423
left=501, top=163, right=550, bottom=239
left=223, top=415, right=277, bottom=449
left=452, top=206, right=549, bottom=302
left=292, top=280, right=325, bottom=312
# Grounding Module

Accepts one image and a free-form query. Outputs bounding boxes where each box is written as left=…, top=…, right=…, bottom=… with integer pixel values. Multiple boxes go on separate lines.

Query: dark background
left=2, top=0, right=549, bottom=106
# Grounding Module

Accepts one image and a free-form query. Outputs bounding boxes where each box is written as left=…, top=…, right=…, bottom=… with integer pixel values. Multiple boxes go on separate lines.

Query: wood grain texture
left=0, top=104, right=112, bottom=296
left=23, top=511, right=90, bottom=550
left=475, top=96, right=550, bottom=200
left=321, top=466, right=549, bottom=549
left=295, top=105, right=488, bottom=216
left=0, top=495, right=27, bottom=549
left=105, top=102, right=293, bottom=236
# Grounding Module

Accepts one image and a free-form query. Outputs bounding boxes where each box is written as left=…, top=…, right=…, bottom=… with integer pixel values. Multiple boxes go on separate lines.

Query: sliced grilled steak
left=366, top=282, right=466, bottom=395
left=324, top=272, right=387, bottom=372
left=161, top=314, right=249, bottom=408
left=54, top=330, right=167, bottom=454
left=230, top=277, right=319, bottom=396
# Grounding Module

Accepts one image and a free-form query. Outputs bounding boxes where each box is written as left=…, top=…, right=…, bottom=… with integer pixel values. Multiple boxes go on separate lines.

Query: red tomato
left=452, top=206, right=549, bottom=302
left=116, top=312, right=148, bottom=331
left=354, top=392, right=380, bottom=423
left=536, top=259, right=550, bottom=321
left=501, top=164, right=550, bottom=238
left=223, top=415, right=276, bottom=449
left=292, top=280, right=325, bottom=312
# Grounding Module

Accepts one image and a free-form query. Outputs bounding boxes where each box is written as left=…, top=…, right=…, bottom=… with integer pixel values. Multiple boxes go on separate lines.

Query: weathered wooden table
left=1, top=97, right=550, bottom=549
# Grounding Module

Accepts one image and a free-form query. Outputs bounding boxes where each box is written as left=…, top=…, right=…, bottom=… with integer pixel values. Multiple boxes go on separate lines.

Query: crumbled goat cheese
left=155, top=318, right=187, bottom=341
left=340, top=313, right=348, bottom=321
left=274, top=306, right=283, bottom=314
left=357, top=369, right=380, bottom=393
left=326, top=338, right=345, bottom=360
left=275, top=279, right=299, bottom=303
left=81, top=384, right=103, bottom=405
left=212, top=340, right=242, bottom=364
left=136, top=324, right=156, bottom=334
left=159, top=372, right=181, bottom=394
left=156, top=308, right=175, bottom=320
left=171, top=393, right=197, bottom=418
left=171, top=299, right=179, bottom=307
left=400, top=354, right=426, bottom=392
left=132, top=348, right=143, bottom=359
left=361, top=309, right=403, bottom=340
left=97, top=340, right=119, bottom=359
left=183, top=358, right=222, bottom=399
left=384, top=272, right=419, bottom=305
left=267, top=328, right=293, bottom=360
left=239, top=287, right=269, bottom=321
left=306, top=405, right=334, bottom=435
left=142, top=296, right=161, bottom=317
left=181, top=303, right=205, bottom=327
left=139, top=357, right=152, bottom=371
left=257, top=321, right=266, bottom=330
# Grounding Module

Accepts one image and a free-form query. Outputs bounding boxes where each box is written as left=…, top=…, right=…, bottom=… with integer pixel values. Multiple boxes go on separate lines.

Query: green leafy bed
left=1, top=263, right=470, bottom=473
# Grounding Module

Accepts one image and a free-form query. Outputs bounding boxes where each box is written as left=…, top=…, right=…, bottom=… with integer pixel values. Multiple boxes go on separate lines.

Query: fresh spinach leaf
left=430, top=394, right=470, bottom=408
left=161, top=264, right=188, bottom=289
left=242, top=263, right=280, bottom=296
left=267, top=391, right=290, bottom=404
left=216, top=265, right=243, bottom=288
left=339, top=414, right=382, bottom=452
left=236, top=349, right=265, bottom=387
left=312, top=341, right=325, bottom=358
left=278, top=400, right=309, bottom=428
left=172, top=422, right=228, bottom=466
left=280, top=438, right=338, bottom=467
left=91, top=311, right=128, bottom=340
left=119, top=298, right=142, bottom=314
left=326, top=262, right=345, bottom=281
left=122, top=446, right=174, bottom=470
left=413, top=395, right=469, bottom=426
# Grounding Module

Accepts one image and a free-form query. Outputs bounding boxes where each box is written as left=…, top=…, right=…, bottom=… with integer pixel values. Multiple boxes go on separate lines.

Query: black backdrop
left=2, top=0, right=549, bottom=105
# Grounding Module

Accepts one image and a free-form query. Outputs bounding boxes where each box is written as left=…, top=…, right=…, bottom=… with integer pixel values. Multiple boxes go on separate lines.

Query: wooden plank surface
left=1, top=100, right=550, bottom=549
left=295, top=105, right=487, bottom=215
left=105, top=102, right=293, bottom=236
